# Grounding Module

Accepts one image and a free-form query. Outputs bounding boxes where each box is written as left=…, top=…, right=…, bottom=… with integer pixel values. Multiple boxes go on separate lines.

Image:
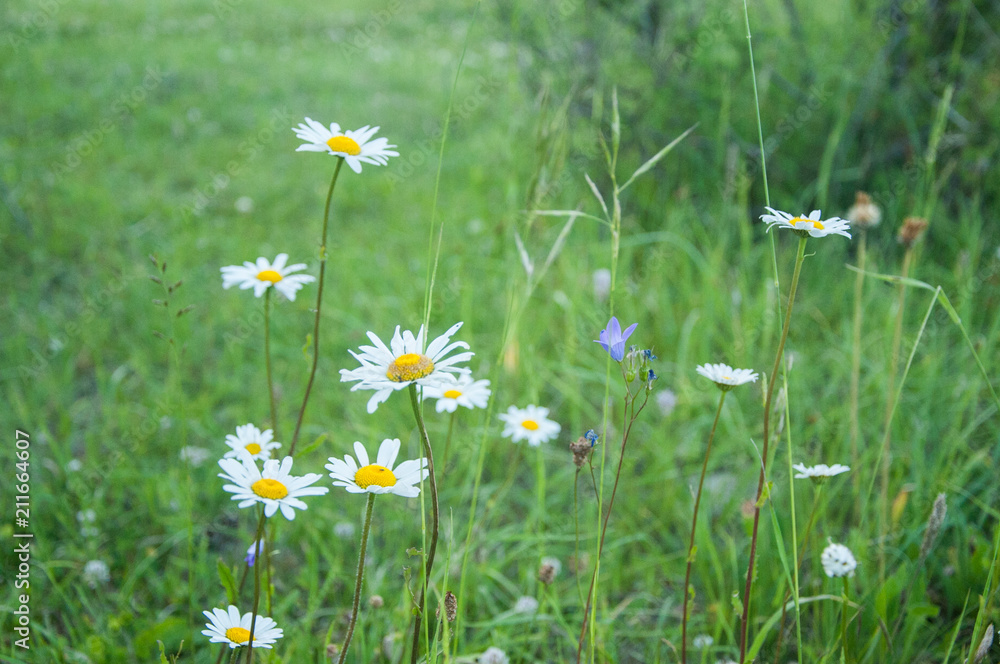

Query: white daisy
left=218, top=451, right=328, bottom=520
left=421, top=374, right=492, bottom=413
left=224, top=423, right=282, bottom=461
left=179, top=446, right=211, bottom=467
left=513, top=596, right=539, bottom=614
left=696, top=363, right=759, bottom=391
left=201, top=605, right=283, bottom=649
left=220, top=253, right=315, bottom=301
left=793, top=463, right=850, bottom=480
left=292, top=117, right=399, bottom=174
left=760, top=207, right=852, bottom=239
left=326, top=438, right=428, bottom=498
left=693, top=635, right=714, bottom=649
left=499, top=405, right=561, bottom=447
left=480, top=647, right=510, bottom=664
left=821, top=542, right=858, bottom=578
left=339, top=322, right=474, bottom=413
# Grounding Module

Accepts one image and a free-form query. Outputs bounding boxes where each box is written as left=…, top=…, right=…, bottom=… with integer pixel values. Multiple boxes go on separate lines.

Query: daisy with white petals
left=696, top=363, right=759, bottom=391
left=422, top=374, right=492, bottom=413
left=220, top=254, right=315, bottom=301
left=793, top=463, right=850, bottom=480
left=339, top=322, right=474, bottom=413
left=326, top=438, right=428, bottom=497
left=218, top=450, right=328, bottom=520
left=821, top=542, right=858, bottom=578
left=499, top=405, right=561, bottom=447
left=202, top=605, right=283, bottom=649
left=293, top=117, right=398, bottom=174
left=224, top=423, right=282, bottom=461
left=760, top=207, right=852, bottom=239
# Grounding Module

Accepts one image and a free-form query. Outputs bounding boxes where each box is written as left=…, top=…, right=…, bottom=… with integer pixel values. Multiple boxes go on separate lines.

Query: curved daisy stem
left=289, top=157, right=345, bottom=456
left=681, top=390, right=727, bottom=664
left=264, top=289, right=279, bottom=441
left=739, top=235, right=808, bottom=664
left=245, top=508, right=267, bottom=664
left=409, top=383, right=440, bottom=664
left=338, top=494, right=376, bottom=664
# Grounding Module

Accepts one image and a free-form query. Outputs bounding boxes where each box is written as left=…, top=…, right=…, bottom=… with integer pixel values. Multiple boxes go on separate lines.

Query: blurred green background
left=2, top=0, right=999, bottom=662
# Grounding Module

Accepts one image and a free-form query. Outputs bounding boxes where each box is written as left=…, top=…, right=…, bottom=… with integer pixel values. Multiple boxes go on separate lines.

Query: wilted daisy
left=292, top=117, right=398, bottom=174
left=202, top=605, right=283, bottom=649
left=846, top=191, right=881, bottom=229
left=339, top=322, right=473, bottom=413
left=761, top=207, right=852, bottom=239
left=821, top=542, right=858, bottom=578
left=696, top=363, right=759, bottom=391
left=793, top=463, right=850, bottom=480
left=326, top=439, right=428, bottom=498
left=220, top=254, right=315, bottom=301
left=422, top=374, right=492, bottom=413
left=218, top=451, right=329, bottom=520
left=499, top=405, right=561, bottom=447
left=224, top=423, right=282, bottom=461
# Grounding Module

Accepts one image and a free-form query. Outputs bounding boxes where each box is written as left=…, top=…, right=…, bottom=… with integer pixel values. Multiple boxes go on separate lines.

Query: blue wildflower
left=594, top=317, right=638, bottom=362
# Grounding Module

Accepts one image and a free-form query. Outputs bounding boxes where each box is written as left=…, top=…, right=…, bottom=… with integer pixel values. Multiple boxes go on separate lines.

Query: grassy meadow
left=2, top=0, right=1000, bottom=662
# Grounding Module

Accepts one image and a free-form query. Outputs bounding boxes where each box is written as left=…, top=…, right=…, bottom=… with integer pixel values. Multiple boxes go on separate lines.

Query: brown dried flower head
left=898, top=216, right=929, bottom=248
left=368, top=594, right=384, bottom=609
left=847, top=191, right=882, bottom=229
left=538, top=563, right=557, bottom=585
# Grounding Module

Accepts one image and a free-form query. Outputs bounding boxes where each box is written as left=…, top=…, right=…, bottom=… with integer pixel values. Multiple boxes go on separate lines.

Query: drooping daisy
left=821, top=542, right=858, bottom=578
left=326, top=438, right=428, bottom=497
left=499, top=405, right=561, bottom=447
left=696, top=363, right=759, bottom=391
left=760, top=207, right=852, bottom=240
left=202, top=605, right=283, bottom=649
left=793, top=463, right=850, bottom=480
left=218, top=451, right=328, bottom=520
left=220, top=254, right=315, bottom=301
left=339, top=322, right=474, bottom=413
left=421, top=374, right=492, bottom=413
left=224, top=423, right=282, bottom=461
left=292, top=117, right=398, bottom=174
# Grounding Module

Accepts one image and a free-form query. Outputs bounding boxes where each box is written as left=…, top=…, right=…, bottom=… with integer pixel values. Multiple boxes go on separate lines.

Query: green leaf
left=618, top=123, right=698, bottom=193
left=755, top=481, right=773, bottom=508
left=217, top=558, right=238, bottom=605
left=295, top=433, right=328, bottom=459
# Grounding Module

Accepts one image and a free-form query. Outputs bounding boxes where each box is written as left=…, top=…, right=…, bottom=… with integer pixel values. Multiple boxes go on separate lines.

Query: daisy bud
left=847, top=191, right=881, bottom=229
left=898, top=216, right=929, bottom=248
left=368, top=595, right=384, bottom=609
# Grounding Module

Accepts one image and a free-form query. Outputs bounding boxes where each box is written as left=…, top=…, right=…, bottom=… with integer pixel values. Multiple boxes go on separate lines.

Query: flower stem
left=245, top=508, right=266, bottom=664
left=442, top=409, right=457, bottom=474
left=848, top=230, right=867, bottom=507
left=289, top=158, right=344, bottom=456
left=409, top=384, right=440, bottom=664
left=739, top=235, right=808, bottom=663
left=841, top=576, right=851, bottom=663
left=681, top=390, right=727, bottom=663
left=338, top=494, right=376, bottom=664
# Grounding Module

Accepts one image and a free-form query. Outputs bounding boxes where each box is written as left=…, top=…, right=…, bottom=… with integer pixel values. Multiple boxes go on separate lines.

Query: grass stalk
left=263, top=289, right=278, bottom=441
left=245, top=508, right=267, bottom=664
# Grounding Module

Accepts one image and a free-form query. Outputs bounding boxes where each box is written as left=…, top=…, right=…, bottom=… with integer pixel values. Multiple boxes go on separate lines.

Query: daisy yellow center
left=443, top=389, right=463, bottom=399
left=355, top=464, right=397, bottom=488
left=723, top=376, right=732, bottom=381
left=386, top=353, right=435, bottom=382
left=225, top=627, right=253, bottom=645
left=257, top=269, right=283, bottom=283
left=791, top=216, right=824, bottom=230
left=245, top=443, right=262, bottom=455
left=522, top=419, right=540, bottom=431
left=251, top=478, right=288, bottom=500
left=327, top=135, right=361, bottom=156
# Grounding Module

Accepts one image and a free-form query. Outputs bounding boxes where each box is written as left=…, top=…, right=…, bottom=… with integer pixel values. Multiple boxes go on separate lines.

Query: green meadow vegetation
left=2, top=0, right=999, bottom=662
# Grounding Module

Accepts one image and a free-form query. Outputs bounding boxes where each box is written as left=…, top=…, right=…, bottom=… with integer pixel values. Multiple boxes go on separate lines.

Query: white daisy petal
left=219, top=254, right=315, bottom=301
left=201, top=604, right=283, bottom=649
left=292, top=117, right=397, bottom=172
left=499, top=404, right=561, bottom=447
left=695, top=363, right=759, bottom=391
left=217, top=450, right=328, bottom=520
left=326, top=438, right=427, bottom=498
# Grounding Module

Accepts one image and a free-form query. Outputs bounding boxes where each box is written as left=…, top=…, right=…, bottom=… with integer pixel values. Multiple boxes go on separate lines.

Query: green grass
left=2, top=0, right=999, bottom=662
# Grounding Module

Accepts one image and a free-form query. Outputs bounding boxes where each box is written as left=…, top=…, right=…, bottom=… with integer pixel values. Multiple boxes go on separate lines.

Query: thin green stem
left=245, top=508, right=267, bottom=664
left=739, top=235, right=808, bottom=663
left=264, top=289, right=279, bottom=441
left=264, top=521, right=276, bottom=614
left=682, top=390, right=727, bottom=664
left=337, top=494, right=376, bottom=664
left=289, top=158, right=344, bottom=455
left=743, top=0, right=770, bottom=208
left=442, top=409, right=457, bottom=473
left=409, top=384, right=440, bottom=664
left=849, top=230, right=867, bottom=511
left=841, top=576, right=851, bottom=663
left=573, top=469, right=584, bottom=606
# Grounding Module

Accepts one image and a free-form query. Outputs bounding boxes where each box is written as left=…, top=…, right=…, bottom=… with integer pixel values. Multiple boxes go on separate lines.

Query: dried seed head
left=538, top=563, right=556, bottom=585
left=325, top=643, right=339, bottom=660
left=368, top=594, right=384, bottom=609
left=898, top=216, right=929, bottom=248
left=918, top=493, right=947, bottom=563
left=436, top=591, right=457, bottom=622
left=847, top=191, right=882, bottom=229
left=569, top=434, right=594, bottom=468
left=973, top=624, right=994, bottom=664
